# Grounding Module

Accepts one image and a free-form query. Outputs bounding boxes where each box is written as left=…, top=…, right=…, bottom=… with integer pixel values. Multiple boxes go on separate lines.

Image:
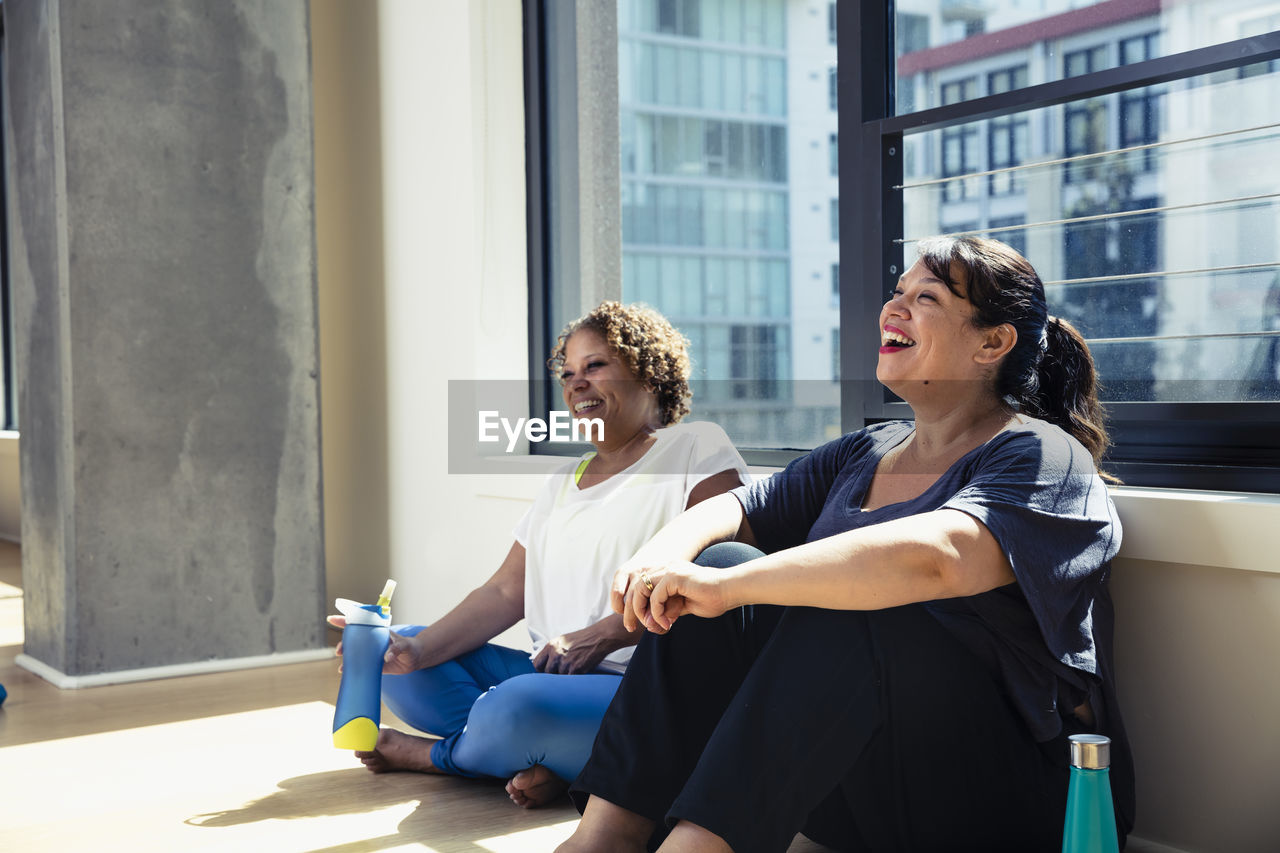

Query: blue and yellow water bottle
left=1062, top=733, right=1119, bottom=853
left=332, top=580, right=396, bottom=750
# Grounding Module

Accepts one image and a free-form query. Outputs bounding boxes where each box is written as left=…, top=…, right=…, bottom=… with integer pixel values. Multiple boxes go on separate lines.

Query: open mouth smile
left=880, top=326, right=917, bottom=352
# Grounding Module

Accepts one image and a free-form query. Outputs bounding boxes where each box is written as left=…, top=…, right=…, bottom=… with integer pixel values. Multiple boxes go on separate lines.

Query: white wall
left=372, top=0, right=533, bottom=647
left=312, top=0, right=534, bottom=649
left=1109, top=489, right=1280, bottom=851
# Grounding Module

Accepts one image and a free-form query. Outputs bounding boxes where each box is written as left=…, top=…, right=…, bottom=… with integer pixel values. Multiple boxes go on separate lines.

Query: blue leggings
left=380, top=625, right=622, bottom=782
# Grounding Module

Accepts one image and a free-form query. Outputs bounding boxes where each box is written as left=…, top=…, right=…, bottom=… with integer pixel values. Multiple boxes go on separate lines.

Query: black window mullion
left=883, top=29, right=1280, bottom=135
left=838, top=1, right=892, bottom=432
left=523, top=0, right=553, bottom=426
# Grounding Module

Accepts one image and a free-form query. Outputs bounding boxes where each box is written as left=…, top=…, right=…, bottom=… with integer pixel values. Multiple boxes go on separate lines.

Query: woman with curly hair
left=328, top=301, right=748, bottom=809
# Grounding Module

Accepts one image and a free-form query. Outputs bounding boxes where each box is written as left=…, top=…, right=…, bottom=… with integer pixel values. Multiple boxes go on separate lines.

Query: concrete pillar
left=4, top=0, right=326, bottom=683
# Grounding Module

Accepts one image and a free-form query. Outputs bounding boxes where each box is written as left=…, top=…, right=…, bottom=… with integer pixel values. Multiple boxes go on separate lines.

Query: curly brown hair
left=546, top=301, right=692, bottom=426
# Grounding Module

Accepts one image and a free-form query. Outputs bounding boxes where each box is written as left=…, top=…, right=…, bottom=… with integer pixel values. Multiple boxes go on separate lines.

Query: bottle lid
left=334, top=597, right=390, bottom=626
left=1068, top=733, right=1111, bottom=769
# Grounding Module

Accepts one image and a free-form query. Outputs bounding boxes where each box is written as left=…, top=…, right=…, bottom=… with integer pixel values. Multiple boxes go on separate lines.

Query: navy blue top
left=731, top=418, right=1133, bottom=828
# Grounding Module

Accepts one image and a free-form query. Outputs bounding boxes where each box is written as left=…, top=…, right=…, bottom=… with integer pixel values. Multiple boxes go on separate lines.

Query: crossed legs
left=364, top=630, right=622, bottom=808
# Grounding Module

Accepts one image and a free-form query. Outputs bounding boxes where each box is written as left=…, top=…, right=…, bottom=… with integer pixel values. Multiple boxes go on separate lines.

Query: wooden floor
left=0, top=543, right=825, bottom=852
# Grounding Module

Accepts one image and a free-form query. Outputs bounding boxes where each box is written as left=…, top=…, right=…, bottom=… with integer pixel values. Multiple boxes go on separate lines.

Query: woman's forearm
left=411, top=582, right=524, bottom=668
left=719, top=509, right=1014, bottom=612
left=406, top=542, right=527, bottom=669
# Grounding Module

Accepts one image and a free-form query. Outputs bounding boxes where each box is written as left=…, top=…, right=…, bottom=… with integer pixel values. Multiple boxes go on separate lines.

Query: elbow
left=929, top=537, right=990, bottom=599
left=930, top=545, right=970, bottom=598
left=931, top=538, right=1013, bottom=598
left=922, top=510, right=1014, bottom=599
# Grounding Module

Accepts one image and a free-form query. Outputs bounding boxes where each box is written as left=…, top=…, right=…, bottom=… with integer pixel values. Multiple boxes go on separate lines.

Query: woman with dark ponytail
left=915, top=236, right=1114, bottom=473
left=559, top=236, right=1133, bottom=853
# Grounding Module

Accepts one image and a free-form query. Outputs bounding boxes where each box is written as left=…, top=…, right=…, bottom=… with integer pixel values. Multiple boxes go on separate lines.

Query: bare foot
left=354, top=728, right=443, bottom=774
left=505, top=764, right=568, bottom=808
left=555, top=795, right=652, bottom=853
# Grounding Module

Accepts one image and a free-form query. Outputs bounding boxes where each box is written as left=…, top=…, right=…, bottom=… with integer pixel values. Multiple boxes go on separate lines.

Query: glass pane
left=895, top=0, right=1280, bottom=116
left=618, top=0, right=837, bottom=448
left=899, top=67, right=1280, bottom=403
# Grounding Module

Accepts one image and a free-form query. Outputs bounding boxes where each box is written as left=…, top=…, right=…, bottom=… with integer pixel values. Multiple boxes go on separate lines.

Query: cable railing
left=1086, top=329, right=1280, bottom=345
left=897, top=191, right=1280, bottom=246
left=1042, top=261, right=1280, bottom=289
left=893, top=121, right=1280, bottom=191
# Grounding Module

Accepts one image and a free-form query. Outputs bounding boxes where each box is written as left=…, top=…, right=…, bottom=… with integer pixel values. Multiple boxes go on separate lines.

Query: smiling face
left=559, top=328, right=660, bottom=445
left=876, top=259, right=1009, bottom=399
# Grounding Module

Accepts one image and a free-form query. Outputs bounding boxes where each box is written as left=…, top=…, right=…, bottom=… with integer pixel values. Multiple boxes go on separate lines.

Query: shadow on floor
left=187, top=766, right=580, bottom=853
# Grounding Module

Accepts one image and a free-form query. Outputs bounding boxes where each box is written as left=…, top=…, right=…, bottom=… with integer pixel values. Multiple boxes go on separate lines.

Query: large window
left=529, top=1, right=1280, bottom=489
left=537, top=0, right=840, bottom=451
left=881, top=1, right=1280, bottom=490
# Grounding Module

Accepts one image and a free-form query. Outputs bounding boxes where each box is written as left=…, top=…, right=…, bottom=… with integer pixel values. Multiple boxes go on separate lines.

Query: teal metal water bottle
left=332, top=580, right=396, bottom=750
left=1062, top=733, right=1119, bottom=853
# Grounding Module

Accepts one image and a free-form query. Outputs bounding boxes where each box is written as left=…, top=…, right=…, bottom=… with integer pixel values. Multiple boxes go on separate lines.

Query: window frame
left=525, top=0, right=1280, bottom=490
left=841, top=3, right=1280, bottom=492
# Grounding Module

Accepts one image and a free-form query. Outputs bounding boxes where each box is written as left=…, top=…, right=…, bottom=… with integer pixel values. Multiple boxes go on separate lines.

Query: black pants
left=570, top=543, right=1073, bottom=853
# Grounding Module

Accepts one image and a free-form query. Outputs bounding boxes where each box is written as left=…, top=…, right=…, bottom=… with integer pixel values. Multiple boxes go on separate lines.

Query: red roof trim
left=897, top=0, right=1164, bottom=76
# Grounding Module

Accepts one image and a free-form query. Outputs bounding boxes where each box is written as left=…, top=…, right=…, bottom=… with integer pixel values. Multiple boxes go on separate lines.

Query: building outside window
left=1064, top=44, right=1109, bottom=183
left=615, top=0, right=839, bottom=447
left=939, top=77, right=978, bottom=201
left=987, top=66, right=1028, bottom=195
left=1119, top=33, right=1162, bottom=172
left=535, top=0, right=1280, bottom=487
left=987, top=215, right=1026, bottom=258
left=886, top=0, right=1280, bottom=487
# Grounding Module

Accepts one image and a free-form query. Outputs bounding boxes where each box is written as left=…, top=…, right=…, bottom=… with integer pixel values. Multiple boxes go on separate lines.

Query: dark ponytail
left=1023, top=316, right=1112, bottom=473
left=917, top=236, right=1115, bottom=478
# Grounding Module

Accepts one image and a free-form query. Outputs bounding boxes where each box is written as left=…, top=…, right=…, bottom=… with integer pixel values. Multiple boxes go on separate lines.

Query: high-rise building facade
left=618, top=0, right=840, bottom=448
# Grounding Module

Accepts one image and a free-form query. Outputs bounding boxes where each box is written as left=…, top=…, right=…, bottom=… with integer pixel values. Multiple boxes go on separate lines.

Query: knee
left=467, top=673, right=562, bottom=738
left=695, top=541, right=765, bottom=569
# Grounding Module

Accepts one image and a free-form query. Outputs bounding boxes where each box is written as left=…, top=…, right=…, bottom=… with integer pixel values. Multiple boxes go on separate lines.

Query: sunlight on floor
left=476, top=819, right=579, bottom=852
left=1, top=698, right=578, bottom=852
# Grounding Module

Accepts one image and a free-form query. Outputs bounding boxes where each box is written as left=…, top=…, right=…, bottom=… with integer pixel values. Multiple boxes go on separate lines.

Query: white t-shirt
left=512, top=420, right=749, bottom=670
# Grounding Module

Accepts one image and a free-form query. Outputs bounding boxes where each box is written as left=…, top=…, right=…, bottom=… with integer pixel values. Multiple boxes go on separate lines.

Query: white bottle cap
left=334, top=598, right=390, bottom=626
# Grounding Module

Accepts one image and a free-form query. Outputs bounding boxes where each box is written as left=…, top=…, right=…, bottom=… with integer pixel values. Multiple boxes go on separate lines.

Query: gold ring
left=640, top=574, right=654, bottom=592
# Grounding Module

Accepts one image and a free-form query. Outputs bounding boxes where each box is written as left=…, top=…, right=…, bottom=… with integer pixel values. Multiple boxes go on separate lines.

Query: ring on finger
left=640, top=573, right=654, bottom=592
